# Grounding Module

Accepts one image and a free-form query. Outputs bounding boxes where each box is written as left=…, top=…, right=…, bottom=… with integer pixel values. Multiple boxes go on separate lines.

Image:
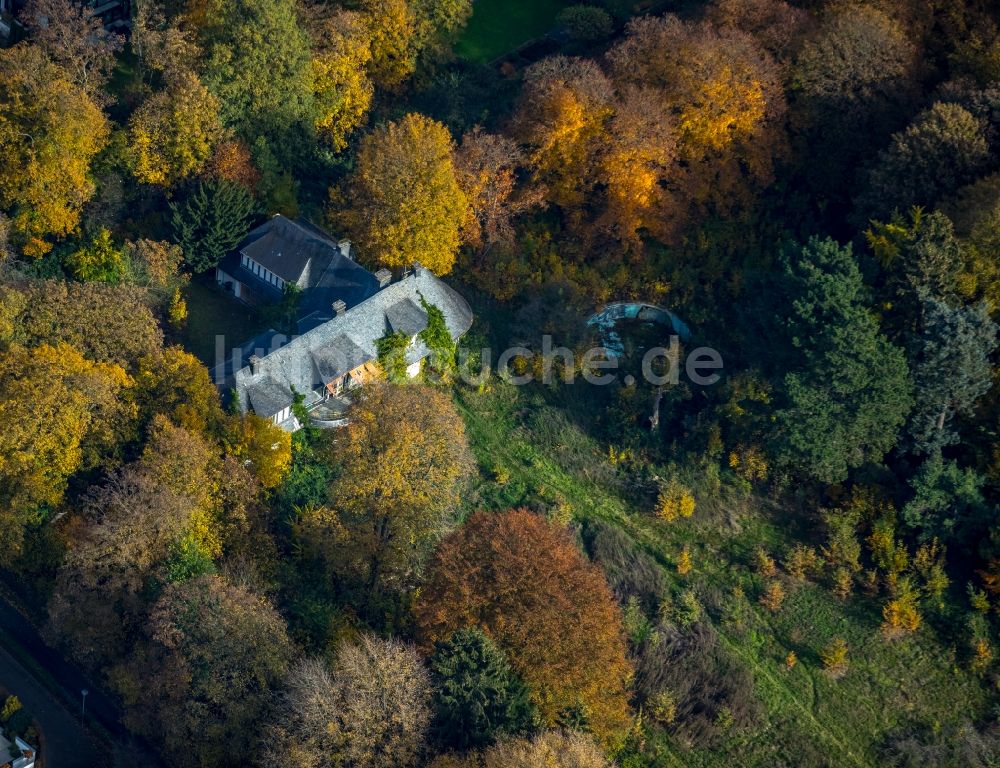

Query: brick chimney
left=375, top=268, right=392, bottom=288
left=332, top=299, right=347, bottom=317
left=248, top=354, right=262, bottom=375
left=338, top=239, right=352, bottom=260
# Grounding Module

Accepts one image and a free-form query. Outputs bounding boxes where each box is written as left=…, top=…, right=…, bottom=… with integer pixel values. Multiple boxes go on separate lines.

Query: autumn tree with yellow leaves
left=606, top=14, right=786, bottom=217
left=339, top=113, right=469, bottom=275
left=223, top=413, right=292, bottom=490
left=595, top=86, right=677, bottom=246
left=127, top=70, right=224, bottom=187
left=360, top=0, right=471, bottom=88
left=0, top=343, right=132, bottom=563
left=360, top=0, right=418, bottom=88
left=0, top=45, right=110, bottom=255
left=303, top=5, right=375, bottom=151
left=513, top=56, right=613, bottom=218
left=134, top=346, right=225, bottom=435
left=294, top=382, right=473, bottom=597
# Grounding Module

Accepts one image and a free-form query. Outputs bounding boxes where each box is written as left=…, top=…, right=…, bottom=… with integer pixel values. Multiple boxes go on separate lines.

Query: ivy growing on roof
left=419, top=295, right=456, bottom=381
left=376, top=330, right=411, bottom=384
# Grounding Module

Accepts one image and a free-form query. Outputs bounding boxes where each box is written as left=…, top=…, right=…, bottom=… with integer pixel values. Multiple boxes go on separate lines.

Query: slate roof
left=311, top=335, right=370, bottom=382
left=245, top=376, right=295, bottom=419
left=232, top=265, right=474, bottom=421
left=241, top=215, right=334, bottom=283
left=217, top=215, right=380, bottom=312
left=385, top=297, right=429, bottom=336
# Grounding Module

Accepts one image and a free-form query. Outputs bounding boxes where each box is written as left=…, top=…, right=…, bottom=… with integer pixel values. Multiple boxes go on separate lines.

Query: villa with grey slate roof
left=217, top=215, right=473, bottom=430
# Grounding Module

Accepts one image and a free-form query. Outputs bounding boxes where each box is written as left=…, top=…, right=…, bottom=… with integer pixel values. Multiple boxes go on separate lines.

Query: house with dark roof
left=215, top=215, right=389, bottom=331
left=217, top=217, right=474, bottom=431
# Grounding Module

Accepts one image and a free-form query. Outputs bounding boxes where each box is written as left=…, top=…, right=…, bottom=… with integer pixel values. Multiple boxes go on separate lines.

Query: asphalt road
left=0, top=590, right=162, bottom=767
left=0, top=642, right=100, bottom=767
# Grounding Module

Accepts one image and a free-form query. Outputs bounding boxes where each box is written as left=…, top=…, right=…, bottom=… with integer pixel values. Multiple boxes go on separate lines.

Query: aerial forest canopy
left=0, top=0, right=999, bottom=766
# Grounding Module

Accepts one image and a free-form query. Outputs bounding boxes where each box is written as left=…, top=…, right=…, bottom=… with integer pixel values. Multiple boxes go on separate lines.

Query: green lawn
left=453, top=379, right=991, bottom=767
left=455, top=0, right=567, bottom=62
left=181, top=278, right=265, bottom=366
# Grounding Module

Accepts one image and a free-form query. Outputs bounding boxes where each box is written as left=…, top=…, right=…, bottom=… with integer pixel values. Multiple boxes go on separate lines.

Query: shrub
left=911, top=540, right=951, bottom=603
left=970, top=637, right=993, bottom=674
left=668, top=588, right=704, bottom=628
left=862, top=569, right=880, bottom=595
left=556, top=5, right=613, bottom=41
left=721, top=585, right=751, bottom=636
left=968, top=583, right=991, bottom=613
left=728, top=446, right=768, bottom=483
left=545, top=494, right=574, bottom=527
left=754, top=547, right=777, bottom=578
left=167, top=287, right=187, bottom=328
left=66, top=228, right=126, bottom=283
left=821, top=637, right=849, bottom=677
left=623, top=595, right=653, bottom=645
left=867, top=516, right=909, bottom=588
left=0, top=695, right=21, bottom=722
left=715, top=706, right=734, bottom=732
left=881, top=578, right=922, bottom=639
left=821, top=504, right=863, bottom=571
left=676, top=547, right=692, bottom=576
left=922, top=563, right=950, bottom=606
left=759, top=580, right=786, bottom=612
left=832, top=567, right=854, bottom=601
left=649, top=690, right=677, bottom=725
left=656, top=478, right=696, bottom=522
left=784, top=544, right=821, bottom=580
left=967, top=613, right=994, bottom=674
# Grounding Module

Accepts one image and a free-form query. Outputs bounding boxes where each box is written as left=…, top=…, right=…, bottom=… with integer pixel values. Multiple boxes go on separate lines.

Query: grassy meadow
left=455, top=380, right=990, bottom=767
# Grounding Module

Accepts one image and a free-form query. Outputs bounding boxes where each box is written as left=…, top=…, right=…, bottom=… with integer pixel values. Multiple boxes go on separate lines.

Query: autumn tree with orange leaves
left=606, top=14, right=786, bottom=219
left=513, top=56, right=613, bottom=221
left=415, top=509, right=633, bottom=747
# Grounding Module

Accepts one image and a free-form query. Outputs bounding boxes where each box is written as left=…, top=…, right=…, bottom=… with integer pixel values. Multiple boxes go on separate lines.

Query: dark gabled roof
left=239, top=216, right=331, bottom=283
left=384, top=297, right=428, bottom=337
left=245, top=376, right=295, bottom=418
left=231, top=216, right=381, bottom=310
left=310, top=335, right=372, bottom=382
left=298, top=252, right=381, bottom=318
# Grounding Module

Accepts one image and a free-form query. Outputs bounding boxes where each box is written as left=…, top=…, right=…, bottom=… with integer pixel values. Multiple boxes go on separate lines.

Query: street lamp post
left=81, top=688, right=89, bottom=718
